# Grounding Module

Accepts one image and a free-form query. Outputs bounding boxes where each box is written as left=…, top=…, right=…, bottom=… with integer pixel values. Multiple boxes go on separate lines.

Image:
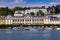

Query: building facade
left=5, top=8, right=60, bottom=24
left=0, top=16, right=6, bottom=24
left=14, top=8, right=47, bottom=16
left=6, top=14, right=44, bottom=24
left=5, top=13, right=60, bottom=24
left=25, top=8, right=47, bottom=14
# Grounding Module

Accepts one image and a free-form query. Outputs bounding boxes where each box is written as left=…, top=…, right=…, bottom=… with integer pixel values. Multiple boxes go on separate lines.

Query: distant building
left=14, top=7, right=47, bottom=16
left=25, top=8, right=47, bottom=14
left=5, top=12, right=60, bottom=24
left=44, top=16, right=60, bottom=24
left=47, top=5, right=60, bottom=14
left=14, top=10, right=24, bottom=16
left=6, top=13, right=44, bottom=24
left=0, top=16, right=6, bottom=24
left=47, top=6, right=55, bottom=14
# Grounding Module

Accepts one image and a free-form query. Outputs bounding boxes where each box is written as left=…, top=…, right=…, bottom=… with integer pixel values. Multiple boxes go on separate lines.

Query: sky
left=0, top=0, right=60, bottom=8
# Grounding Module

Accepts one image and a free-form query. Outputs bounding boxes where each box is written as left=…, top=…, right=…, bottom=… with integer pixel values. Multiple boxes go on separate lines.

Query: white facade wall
left=25, top=9, right=47, bottom=14
left=14, top=14, right=23, bottom=16
left=6, top=20, right=13, bottom=24
left=44, top=18, right=51, bottom=24
left=6, top=18, right=60, bottom=24
left=52, top=14, right=60, bottom=18
left=5, top=11, right=60, bottom=24
left=50, top=21, right=60, bottom=24
left=6, top=17, right=44, bottom=24
left=44, top=19, right=60, bottom=24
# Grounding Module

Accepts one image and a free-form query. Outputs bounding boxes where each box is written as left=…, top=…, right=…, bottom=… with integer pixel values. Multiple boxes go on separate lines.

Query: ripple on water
left=0, top=30, right=60, bottom=40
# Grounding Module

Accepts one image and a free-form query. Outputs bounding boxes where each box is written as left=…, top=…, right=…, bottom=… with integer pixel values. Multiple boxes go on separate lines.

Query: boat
left=56, top=28, right=60, bottom=30
left=29, top=28, right=38, bottom=31
left=38, top=27, right=45, bottom=31
left=12, top=27, right=20, bottom=31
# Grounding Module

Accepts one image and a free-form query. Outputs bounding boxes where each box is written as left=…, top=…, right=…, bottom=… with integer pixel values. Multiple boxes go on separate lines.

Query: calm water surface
left=0, top=30, right=60, bottom=40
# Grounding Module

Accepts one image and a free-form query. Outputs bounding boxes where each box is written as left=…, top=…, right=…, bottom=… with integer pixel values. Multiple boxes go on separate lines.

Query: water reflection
left=0, top=30, right=60, bottom=40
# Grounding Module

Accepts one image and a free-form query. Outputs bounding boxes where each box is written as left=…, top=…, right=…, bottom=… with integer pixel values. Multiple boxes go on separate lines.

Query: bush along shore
left=0, top=24, right=60, bottom=29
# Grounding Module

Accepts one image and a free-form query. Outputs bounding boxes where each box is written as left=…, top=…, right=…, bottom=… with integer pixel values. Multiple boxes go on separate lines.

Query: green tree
left=12, top=7, right=23, bottom=12
left=23, top=7, right=30, bottom=11
left=0, top=7, right=14, bottom=16
left=7, top=9, right=14, bottom=16
left=37, top=12, right=40, bottom=16
left=30, top=12, right=35, bottom=16
left=37, top=10, right=44, bottom=16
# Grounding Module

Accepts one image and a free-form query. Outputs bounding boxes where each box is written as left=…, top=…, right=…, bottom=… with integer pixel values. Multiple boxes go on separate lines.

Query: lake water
left=0, top=30, right=60, bottom=40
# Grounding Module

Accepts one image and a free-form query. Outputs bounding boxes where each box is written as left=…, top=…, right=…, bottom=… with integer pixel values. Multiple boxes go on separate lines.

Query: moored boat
left=12, top=27, right=20, bottom=31
left=29, top=28, right=38, bottom=31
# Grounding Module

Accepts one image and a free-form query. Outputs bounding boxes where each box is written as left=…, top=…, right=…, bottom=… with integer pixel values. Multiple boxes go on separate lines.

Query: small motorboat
left=29, top=28, right=38, bottom=31
left=56, top=28, right=60, bottom=30
left=38, top=28, right=45, bottom=31
left=12, top=27, right=20, bottom=31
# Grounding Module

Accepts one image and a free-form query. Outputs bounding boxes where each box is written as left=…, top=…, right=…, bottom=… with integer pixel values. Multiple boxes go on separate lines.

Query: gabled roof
left=50, top=16, right=60, bottom=21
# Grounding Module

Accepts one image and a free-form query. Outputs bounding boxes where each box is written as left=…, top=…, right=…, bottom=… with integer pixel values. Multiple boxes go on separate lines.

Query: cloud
left=0, top=5, right=7, bottom=7
left=46, top=2, right=60, bottom=8
left=43, top=2, right=57, bottom=8
left=0, top=0, right=26, bottom=4
left=14, top=0, right=26, bottom=4
left=49, top=2, right=56, bottom=6
left=25, top=4, right=45, bottom=7
left=0, top=0, right=60, bottom=8
left=15, top=0, right=22, bottom=4
left=0, top=0, right=27, bottom=8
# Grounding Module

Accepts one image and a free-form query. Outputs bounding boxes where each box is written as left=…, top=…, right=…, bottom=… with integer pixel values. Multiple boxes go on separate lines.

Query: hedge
left=0, top=24, right=60, bottom=28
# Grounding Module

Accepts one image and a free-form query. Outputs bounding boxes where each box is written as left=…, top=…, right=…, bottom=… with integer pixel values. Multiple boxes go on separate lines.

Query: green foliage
left=37, top=12, right=40, bottom=16
left=37, top=10, right=44, bottom=16
left=30, top=12, right=35, bottom=16
left=50, top=13, right=55, bottom=15
left=0, top=7, right=23, bottom=16
left=0, top=7, right=14, bottom=16
left=12, top=7, right=23, bottom=12
left=0, top=24, right=60, bottom=28
left=0, top=24, right=20, bottom=28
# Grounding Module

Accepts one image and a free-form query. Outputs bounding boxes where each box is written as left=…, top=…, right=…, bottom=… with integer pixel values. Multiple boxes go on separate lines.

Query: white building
left=14, top=10, right=24, bottom=16
left=5, top=10, right=60, bottom=24
left=5, top=15, right=13, bottom=24
left=6, top=13, right=44, bottom=24
left=14, top=8, right=47, bottom=16
left=25, top=8, right=47, bottom=14
left=51, top=13, right=60, bottom=18
left=5, top=14, right=60, bottom=24
left=44, top=16, right=60, bottom=24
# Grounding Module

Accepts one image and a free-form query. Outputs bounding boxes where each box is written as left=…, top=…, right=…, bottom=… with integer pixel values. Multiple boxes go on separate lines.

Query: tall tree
left=55, top=5, right=60, bottom=14
left=37, top=10, right=44, bottom=16
left=0, top=7, right=14, bottom=16
left=12, top=7, right=23, bottom=12
left=30, top=12, right=35, bottom=16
